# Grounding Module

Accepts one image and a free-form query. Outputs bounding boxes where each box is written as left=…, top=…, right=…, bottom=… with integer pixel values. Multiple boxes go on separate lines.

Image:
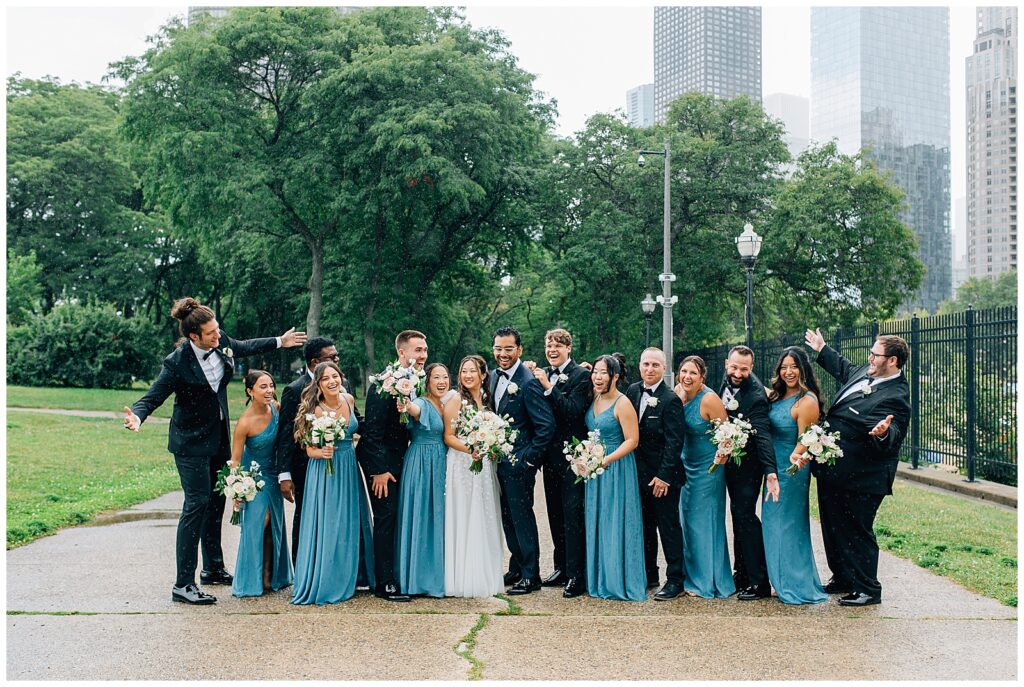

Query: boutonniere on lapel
left=219, top=346, right=234, bottom=360
left=725, top=398, right=739, bottom=411
left=506, top=382, right=520, bottom=395
left=557, top=373, right=569, bottom=384
left=647, top=397, right=659, bottom=408
left=859, top=380, right=873, bottom=396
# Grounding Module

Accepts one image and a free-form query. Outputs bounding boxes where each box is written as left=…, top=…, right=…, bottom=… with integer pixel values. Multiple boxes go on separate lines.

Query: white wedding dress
left=443, top=391, right=505, bottom=597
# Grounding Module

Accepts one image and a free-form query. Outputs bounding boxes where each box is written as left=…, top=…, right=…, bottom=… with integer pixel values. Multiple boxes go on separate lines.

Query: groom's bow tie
left=496, top=370, right=509, bottom=380
left=202, top=349, right=216, bottom=361
left=642, top=387, right=656, bottom=396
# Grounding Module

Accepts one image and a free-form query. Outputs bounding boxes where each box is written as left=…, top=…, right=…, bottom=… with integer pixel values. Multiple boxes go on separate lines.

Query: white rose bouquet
left=707, top=414, right=756, bottom=474
left=370, top=361, right=427, bottom=423
left=564, top=429, right=607, bottom=484
left=786, top=423, right=843, bottom=475
left=215, top=461, right=266, bottom=525
left=453, top=401, right=519, bottom=473
left=304, top=411, right=346, bottom=476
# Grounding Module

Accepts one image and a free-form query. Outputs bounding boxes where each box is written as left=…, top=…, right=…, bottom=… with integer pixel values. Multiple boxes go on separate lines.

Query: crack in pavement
left=453, top=612, right=489, bottom=680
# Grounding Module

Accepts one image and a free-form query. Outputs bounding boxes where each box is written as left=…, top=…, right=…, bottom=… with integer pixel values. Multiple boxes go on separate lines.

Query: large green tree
left=937, top=270, right=1017, bottom=314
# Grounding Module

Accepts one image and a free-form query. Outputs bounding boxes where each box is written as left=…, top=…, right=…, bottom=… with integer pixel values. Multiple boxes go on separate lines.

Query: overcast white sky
left=5, top=1, right=979, bottom=253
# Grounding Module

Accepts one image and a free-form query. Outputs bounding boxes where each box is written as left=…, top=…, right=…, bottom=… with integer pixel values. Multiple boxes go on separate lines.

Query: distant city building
left=187, top=6, right=362, bottom=26
left=764, top=92, right=809, bottom=159
left=626, top=83, right=655, bottom=128
left=966, top=6, right=1018, bottom=278
left=653, top=6, right=761, bottom=123
left=811, top=7, right=952, bottom=312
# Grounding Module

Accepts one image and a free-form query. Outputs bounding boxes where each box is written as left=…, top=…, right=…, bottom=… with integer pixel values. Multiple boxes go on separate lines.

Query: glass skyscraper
left=811, top=7, right=952, bottom=311
left=654, top=6, right=761, bottom=123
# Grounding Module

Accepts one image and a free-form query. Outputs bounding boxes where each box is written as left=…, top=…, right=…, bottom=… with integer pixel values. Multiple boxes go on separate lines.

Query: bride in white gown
left=441, top=355, right=505, bottom=597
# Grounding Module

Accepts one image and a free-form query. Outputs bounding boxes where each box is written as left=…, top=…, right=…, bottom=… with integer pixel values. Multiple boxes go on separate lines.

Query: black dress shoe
left=654, top=582, right=685, bottom=601
left=172, top=584, right=216, bottom=605
left=199, top=569, right=233, bottom=585
left=646, top=580, right=660, bottom=590
left=737, top=585, right=772, bottom=601
left=503, top=571, right=523, bottom=586
left=374, top=583, right=411, bottom=602
left=542, top=569, right=566, bottom=587
left=838, top=592, right=881, bottom=607
left=507, top=578, right=541, bottom=595
left=823, top=579, right=853, bottom=594
left=562, top=578, right=586, bottom=598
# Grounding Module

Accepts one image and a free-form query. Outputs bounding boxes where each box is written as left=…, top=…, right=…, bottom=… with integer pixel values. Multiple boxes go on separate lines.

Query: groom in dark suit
left=489, top=326, right=556, bottom=595
left=123, top=297, right=305, bottom=604
left=803, top=329, right=911, bottom=606
left=530, top=328, right=592, bottom=598
left=357, top=329, right=428, bottom=602
left=718, top=345, right=777, bottom=600
left=626, top=347, right=687, bottom=600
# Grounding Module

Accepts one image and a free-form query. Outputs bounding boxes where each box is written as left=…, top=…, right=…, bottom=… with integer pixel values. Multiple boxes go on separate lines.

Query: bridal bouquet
left=564, top=429, right=607, bottom=484
left=707, top=415, right=756, bottom=474
left=453, top=401, right=519, bottom=473
left=215, top=461, right=266, bottom=525
left=785, top=423, right=843, bottom=475
left=370, top=361, right=427, bottom=423
left=304, top=411, right=346, bottom=476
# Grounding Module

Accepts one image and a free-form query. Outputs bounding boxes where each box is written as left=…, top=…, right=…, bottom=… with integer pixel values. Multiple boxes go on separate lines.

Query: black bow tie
left=547, top=366, right=557, bottom=375
left=642, top=387, right=656, bottom=396
left=203, top=349, right=216, bottom=361
left=496, top=370, right=509, bottom=380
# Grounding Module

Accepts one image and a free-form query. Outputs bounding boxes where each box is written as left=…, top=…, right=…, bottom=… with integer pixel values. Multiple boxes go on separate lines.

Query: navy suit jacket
left=488, top=362, right=556, bottom=470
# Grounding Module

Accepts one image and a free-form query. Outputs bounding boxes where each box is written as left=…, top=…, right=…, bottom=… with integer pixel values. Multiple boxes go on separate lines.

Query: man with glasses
left=802, top=329, right=911, bottom=607
left=273, top=336, right=349, bottom=562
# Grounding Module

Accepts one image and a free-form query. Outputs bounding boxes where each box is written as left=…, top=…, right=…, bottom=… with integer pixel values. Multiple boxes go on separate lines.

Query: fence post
left=834, top=326, right=843, bottom=357
left=965, top=305, right=976, bottom=483
left=910, top=314, right=920, bottom=469
left=871, top=319, right=879, bottom=340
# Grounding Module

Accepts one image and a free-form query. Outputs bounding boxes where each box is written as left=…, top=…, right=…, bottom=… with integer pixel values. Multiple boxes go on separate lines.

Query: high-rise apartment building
left=966, top=7, right=1018, bottom=278
left=811, top=7, right=952, bottom=312
left=764, top=93, right=809, bottom=159
left=653, top=6, right=761, bottom=123
left=626, top=84, right=655, bottom=128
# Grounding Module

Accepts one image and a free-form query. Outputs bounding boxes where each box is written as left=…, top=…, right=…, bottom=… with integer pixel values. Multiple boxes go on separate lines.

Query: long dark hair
left=591, top=354, right=622, bottom=395
left=611, top=351, right=629, bottom=392
left=456, top=355, right=490, bottom=408
left=423, top=362, right=450, bottom=399
left=768, top=346, right=824, bottom=417
left=243, top=369, right=276, bottom=406
left=293, top=361, right=345, bottom=443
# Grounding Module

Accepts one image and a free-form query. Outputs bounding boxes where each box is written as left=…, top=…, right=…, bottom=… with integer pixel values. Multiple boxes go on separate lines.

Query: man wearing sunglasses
left=802, top=329, right=911, bottom=607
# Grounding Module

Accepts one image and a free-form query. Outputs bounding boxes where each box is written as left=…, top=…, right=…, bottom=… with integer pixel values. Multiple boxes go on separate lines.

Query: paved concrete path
left=7, top=481, right=1017, bottom=680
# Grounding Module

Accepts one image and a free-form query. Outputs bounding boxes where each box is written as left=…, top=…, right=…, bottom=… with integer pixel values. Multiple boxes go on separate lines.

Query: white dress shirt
left=494, top=359, right=522, bottom=408
left=543, top=359, right=572, bottom=397
left=721, top=385, right=739, bottom=408
left=639, top=379, right=663, bottom=421
left=836, top=369, right=903, bottom=404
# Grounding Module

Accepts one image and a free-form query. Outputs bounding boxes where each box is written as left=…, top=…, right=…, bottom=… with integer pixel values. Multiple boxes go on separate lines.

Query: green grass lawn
left=6, top=412, right=179, bottom=549
left=809, top=480, right=1018, bottom=606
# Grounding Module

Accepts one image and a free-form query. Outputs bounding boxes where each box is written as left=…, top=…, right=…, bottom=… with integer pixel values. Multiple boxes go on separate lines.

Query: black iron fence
left=685, top=306, right=1018, bottom=486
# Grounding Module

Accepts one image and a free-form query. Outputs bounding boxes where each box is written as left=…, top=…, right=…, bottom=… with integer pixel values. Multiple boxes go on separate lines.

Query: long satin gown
left=679, top=387, right=736, bottom=598
left=584, top=395, right=647, bottom=601
left=762, top=394, right=828, bottom=604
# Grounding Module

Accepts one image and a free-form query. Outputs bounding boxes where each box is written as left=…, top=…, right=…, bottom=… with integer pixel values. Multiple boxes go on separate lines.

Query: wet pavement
left=7, top=483, right=1017, bottom=680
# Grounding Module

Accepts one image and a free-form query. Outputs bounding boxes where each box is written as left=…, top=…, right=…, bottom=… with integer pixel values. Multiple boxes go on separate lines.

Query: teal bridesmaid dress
left=291, top=399, right=375, bottom=604
left=679, top=387, right=736, bottom=598
left=395, top=397, right=447, bottom=597
left=232, top=405, right=293, bottom=597
left=762, top=395, right=828, bottom=604
left=584, top=395, right=647, bottom=601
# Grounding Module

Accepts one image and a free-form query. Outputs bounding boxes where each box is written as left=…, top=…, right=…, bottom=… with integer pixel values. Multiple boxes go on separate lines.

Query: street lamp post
left=735, top=222, right=763, bottom=349
left=641, top=293, right=657, bottom=348
left=638, top=139, right=677, bottom=385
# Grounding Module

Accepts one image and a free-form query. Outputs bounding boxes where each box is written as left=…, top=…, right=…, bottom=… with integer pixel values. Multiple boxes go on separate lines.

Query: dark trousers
left=818, top=481, right=886, bottom=597
left=289, top=456, right=309, bottom=564
left=636, top=465, right=685, bottom=586
left=498, top=462, right=540, bottom=581
left=172, top=429, right=229, bottom=588
left=363, top=465, right=401, bottom=590
left=725, top=459, right=768, bottom=589
left=541, top=455, right=586, bottom=580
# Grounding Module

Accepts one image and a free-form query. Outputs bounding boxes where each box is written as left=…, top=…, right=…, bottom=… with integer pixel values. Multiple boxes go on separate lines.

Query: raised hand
left=122, top=406, right=140, bottom=432
left=532, top=365, right=553, bottom=390
left=804, top=327, right=826, bottom=352
left=280, top=327, right=308, bottom=348
left=868, top=414, right=894, bottom=438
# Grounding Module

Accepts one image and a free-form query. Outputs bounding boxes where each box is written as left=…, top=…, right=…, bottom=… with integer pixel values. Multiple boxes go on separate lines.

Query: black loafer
left=654, top=582, right=685, bottom=600
left=503, top=571, right=523, bottom=586
left=507, top=578, right=541, bottom=595
left=823, top=579, right=853, bottom=594
left=562, top=578, right=586, bottom=598
left=737, top=585, right=772, bottom=601
left=199, top=569, right=233, bottom=585
left=838, top=592, right=881, bottom=607
left=374, top=583, right=411, bottom=602
left=172, top=584, right=216, bottom=605
left=542, top=569, right=566, bottom=587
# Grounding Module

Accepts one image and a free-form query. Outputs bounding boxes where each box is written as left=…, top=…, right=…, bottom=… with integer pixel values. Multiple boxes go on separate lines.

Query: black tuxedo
left=626, top=380, right=687, bottom=586
left=538, top=360, right=593, bottom=581
left=489, top=361, right=557, bottom=582
left=356, top=381, right=411, bottom=591
left=131, top=331, right=278, bottom=588
left=719, top=372, right=775, bottom=590
left=812, top=345, right=911, bottom=598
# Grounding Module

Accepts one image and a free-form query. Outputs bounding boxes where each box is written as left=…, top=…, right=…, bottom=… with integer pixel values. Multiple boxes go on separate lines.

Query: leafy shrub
left=6, top=300, right=161, bottom=389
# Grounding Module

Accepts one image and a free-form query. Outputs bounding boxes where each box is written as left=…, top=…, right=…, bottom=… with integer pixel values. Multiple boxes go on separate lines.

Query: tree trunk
left=305, top=239, right=323, bottom=337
